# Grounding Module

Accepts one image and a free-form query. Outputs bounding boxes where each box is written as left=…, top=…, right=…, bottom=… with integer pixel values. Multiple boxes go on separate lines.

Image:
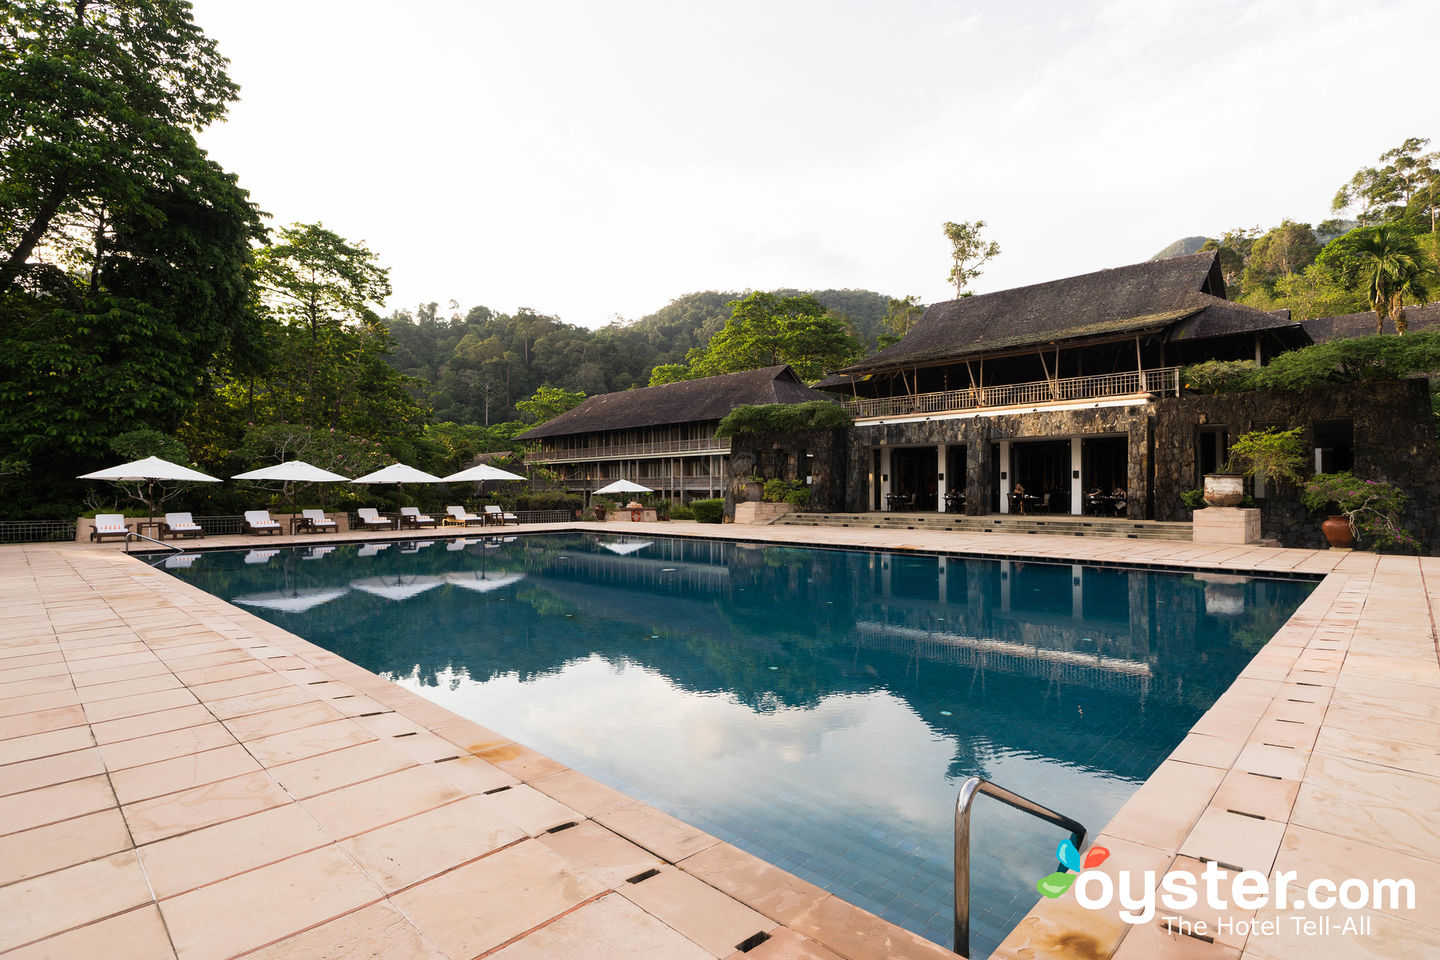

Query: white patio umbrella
left=442, top=463, right=525, bottom=483
left=350, top=463, right=445, bottom=516
left=231, top=460, right=350, bottom=523
left=78, top=456, right=221, bottom=524
left=593, top=479, right=652, bottom=496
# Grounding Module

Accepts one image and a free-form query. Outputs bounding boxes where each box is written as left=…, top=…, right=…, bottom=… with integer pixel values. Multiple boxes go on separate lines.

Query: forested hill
left=383, top=288, right=893, bottom=425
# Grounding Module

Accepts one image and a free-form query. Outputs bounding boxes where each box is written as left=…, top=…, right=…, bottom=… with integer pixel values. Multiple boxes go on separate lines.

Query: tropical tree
left=686, top=292, right=862, bottom=382
left=943, top=220, right=1000, bottom=298
left=516, top=385, right=586, bottom=424
left=1347, top=225, right=1435, bottom=334
left=879, top=294, right=925, bottom=347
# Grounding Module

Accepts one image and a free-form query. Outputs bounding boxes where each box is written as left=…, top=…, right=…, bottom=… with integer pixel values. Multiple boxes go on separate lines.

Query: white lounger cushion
left=357, top=508, right=392, bottom=526
left=164, top=512, right=202, bottom=530
left=302, top=509, right=336, bottom=527
left=244, top=510, right=279, bottom=529
left=94, top=514, right=127, bottom=532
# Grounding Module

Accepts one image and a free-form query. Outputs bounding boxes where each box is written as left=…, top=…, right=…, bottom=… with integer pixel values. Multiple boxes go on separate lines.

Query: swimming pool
left=157, top=533, right=1315, bottom=955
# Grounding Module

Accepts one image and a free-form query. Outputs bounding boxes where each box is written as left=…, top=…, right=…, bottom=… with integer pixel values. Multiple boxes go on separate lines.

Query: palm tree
left=1350, top=225, right=1435, bottom=334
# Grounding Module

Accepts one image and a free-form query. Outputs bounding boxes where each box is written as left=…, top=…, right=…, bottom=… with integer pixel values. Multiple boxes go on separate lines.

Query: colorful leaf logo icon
left=1037, top=872, right=1075, bottom=898
left=1083, top=845, right=1110, bottom=869
left=1056, top=839, right=1082, bottom=872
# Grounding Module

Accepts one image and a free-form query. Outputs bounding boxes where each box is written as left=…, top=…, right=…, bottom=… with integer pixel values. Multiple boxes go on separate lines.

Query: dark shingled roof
left=516, top=365, right=832, bottom=440
left=1301, top=303, right=1440, bottom=342
left=837, top=251, right=1300, bottom=375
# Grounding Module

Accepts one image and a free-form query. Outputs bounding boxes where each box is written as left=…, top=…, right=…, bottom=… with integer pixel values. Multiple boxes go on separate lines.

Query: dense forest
left=1, top=2, right=1436, bottom=523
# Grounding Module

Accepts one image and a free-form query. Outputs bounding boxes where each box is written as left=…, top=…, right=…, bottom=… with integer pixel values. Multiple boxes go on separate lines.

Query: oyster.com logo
left=1036, top=839, right=1108, bottom=899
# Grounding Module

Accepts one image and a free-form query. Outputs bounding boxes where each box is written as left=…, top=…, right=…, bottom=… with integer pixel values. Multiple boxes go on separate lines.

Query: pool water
left=158, top=533, right=1315, bottom=956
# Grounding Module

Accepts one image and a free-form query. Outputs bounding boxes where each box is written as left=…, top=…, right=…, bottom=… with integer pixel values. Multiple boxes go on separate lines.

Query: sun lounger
left=243, top=510, right=281, bottom=535
left=400, top=506, right=437, bottom=528
left=162, top=512, right=204, bottom=539
left=90, top=514, right=130, bottom=542
left=445, top=505, right=482, bottom=526
left=301, top=509, right=337, bottom=533
left=483, top=505, right=517, bottom=526
left=356, top=508, right=393, bottom=530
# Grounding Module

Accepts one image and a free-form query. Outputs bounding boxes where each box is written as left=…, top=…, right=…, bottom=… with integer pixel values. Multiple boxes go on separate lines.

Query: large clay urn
left=1321, top=515, right=1354, bottom=549
left=1202, top=474, right=1244, bottom=508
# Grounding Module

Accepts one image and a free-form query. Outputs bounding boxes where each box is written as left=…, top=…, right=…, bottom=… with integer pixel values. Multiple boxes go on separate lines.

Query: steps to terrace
left=773, top=511, right=1194, bottom=541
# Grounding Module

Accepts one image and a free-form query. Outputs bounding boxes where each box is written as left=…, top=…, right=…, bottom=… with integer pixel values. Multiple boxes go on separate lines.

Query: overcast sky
left=190, top=0, right=1438, bottom=327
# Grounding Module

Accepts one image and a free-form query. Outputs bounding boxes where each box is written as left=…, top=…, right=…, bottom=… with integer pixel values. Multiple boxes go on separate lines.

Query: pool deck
left=1, top=522, right=1437, bottom=960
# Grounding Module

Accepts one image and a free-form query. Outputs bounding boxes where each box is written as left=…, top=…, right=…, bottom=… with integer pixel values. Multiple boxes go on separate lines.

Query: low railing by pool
left=843, top=367, right=1182, bottom=420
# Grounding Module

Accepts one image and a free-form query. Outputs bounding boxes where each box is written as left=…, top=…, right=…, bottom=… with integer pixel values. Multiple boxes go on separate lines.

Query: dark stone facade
left=735, top=379, right=1440, bottom=552
left=1150, top=380, right=1440, bottom=551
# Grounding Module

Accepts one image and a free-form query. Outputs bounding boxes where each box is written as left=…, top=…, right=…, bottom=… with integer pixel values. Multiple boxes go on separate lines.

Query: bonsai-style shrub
left=1225, top=427, right=1307, bottom=487
left=690, top=498, right=724, bottom=523
left=784, top=487, right=812, bottom=507
left=1301, top=472, right=1417, bottom=551
left=669, top=504, right=696, bottom=521
left=1181, top=360, right=1260, bottom=394
left=1179, top=488, right=1206, bottom=510
left=761, top=478, right=810, bottom=503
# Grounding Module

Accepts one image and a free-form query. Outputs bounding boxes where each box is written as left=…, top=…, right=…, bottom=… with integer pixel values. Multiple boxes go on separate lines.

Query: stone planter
left=741, top=481, right=763, bottom=503
left=1321, top=515, right=1354, bottom=549
left=1202, top=474, right=1244, bottom=508
left=733, top=502, right=795, bottom=525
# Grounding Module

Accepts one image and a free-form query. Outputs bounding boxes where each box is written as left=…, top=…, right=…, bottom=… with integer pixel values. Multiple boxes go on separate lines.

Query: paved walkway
left=1, top=523, right=1437, bottom=960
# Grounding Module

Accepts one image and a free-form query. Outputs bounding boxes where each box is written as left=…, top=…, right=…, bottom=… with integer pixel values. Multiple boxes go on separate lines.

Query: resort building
left=517, top=365, right=831, bottom=501
left=814, top=251, right=1315, bottom=518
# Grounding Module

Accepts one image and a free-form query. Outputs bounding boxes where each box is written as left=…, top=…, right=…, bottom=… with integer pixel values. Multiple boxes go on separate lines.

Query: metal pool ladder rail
left=125, top=531, right=182, bottom=555
left=954, top=776, right=1087, bottom=958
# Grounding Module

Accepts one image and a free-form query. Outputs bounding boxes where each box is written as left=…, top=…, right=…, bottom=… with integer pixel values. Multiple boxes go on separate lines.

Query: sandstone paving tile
left=472, top=739, right=567, bottom=781
left=429, top=717, right=512, bottom=754
left=1289, top=754, right=1440, bottom=862
left=0, top=850, right=152, bottom=952
left=221, top=699, right=346, bottom=742
left=159, top=844, right=385, bottom=960
left=0, top=745, right=105, bottom=797
left=620, top=864, right=776, bottom=957
left=89, top=702, right=216, bottom=745
left=532, top=767, right=639, bottom=817
left=73, top=672, right=184, bottom=704
left=299, top=765, right=466, bottom=839
left=0, top=723, right=94, bottom=765
left=679, top=841, right=831, bottom=927
left=1233, top=742, right=1309, bottom=781
left=1101, top=759, right=1225, bottom=853
left=480, top=783, right=583, bottom=836
left=62, top=639, right=150, bottom=660
left=138, top=802, right=333, bottom=899
left=340, top=794, right=526, bottom=893
left=0, top=703, right=88, bottom=741
left=0, top=674, right=73, bottom=701
left=188, top=671, right=293, bottom=703
left=1168, top=732, right=1246, bottom=770
left=157, top=647, right=251, bottom=671
left=207, top=683, right=316, bottom=721
left=122, top=769, right=292, bottom=845
left=1312, top=724, right=1440, bottom=779
left=69, top=659, right=174, bottom=687
left=392, top=839, right=606, bottom=960
left=0, top=807, right=133, bottom=886
left=0, top=660, right=70, bottom=683
left=0, top=904, right=175, bottom=960
left=595, top=800, right=721, bottom=864
left=244, top=717, right=377, bottom=767
left=65, top=650, right=162, bottom=674
left=1243, top=905, right=1433, bottom=960
left=491, top=892, right=714, bottom=960
left=109, top=742, right=262, bottom=804
left=790, top=894, right=958, bottom=960
left=428, top=753, right=518, bottom=795
left=538, top=819, right=665, bottom=889
left=171, top=659, right=271, bottom=687
left=1272, top=823, right=1440, bottom=927
left=268, top=738, right=417, bottom=799
left=720, top=927, right=846, bottom=960
left=1108, top=916, right=1241, bottom=960
left=238, top=901, right=448, bottom=960
left=97, top=722, right=238, bottom=772
left=1179, top=808, right=1288, bottom=875
left=1210, top=769, right=1300, bottom=823
left=0, top=773, right=117, bottom=836
left=83, top=687, right=199, bottom=724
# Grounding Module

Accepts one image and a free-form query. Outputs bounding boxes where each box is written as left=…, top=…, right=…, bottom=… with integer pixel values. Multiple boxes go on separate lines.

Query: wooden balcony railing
left=526, top=436, right=731, bottom=464
left=841, top=367, right=1181, bottom=420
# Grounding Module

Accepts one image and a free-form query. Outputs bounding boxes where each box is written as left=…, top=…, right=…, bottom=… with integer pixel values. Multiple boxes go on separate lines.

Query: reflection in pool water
left=161, top=534, right=1315, bottom=955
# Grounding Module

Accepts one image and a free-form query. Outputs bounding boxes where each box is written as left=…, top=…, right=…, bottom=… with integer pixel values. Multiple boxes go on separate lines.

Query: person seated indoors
left=1010, top=482, right=1027, bottom=514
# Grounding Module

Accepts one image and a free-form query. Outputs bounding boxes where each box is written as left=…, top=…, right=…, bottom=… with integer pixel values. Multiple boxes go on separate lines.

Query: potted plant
left=741, top=475, right=764, bottom=503
left=1301, top=472, right=1416, bottom=551
left=1211, top=427, right=1306, bottom=506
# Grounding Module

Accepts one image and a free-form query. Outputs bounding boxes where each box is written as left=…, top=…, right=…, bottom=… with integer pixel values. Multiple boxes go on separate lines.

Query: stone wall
left=726, top=428, right=848, bottom=516
left=840, top=404, right=1152, bottom=517
left=1150, top=380, right=1440, bottom=551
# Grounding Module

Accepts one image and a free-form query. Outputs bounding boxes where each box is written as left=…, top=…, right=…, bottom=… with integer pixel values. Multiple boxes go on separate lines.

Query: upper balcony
left=840, top=367, right=1181, bottom=421
left=525, top=435, right=732, bottom=464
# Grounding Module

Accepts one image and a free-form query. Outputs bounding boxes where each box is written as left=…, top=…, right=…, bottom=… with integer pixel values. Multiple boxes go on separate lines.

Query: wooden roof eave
left=836, top=323, right=1179, bottom=380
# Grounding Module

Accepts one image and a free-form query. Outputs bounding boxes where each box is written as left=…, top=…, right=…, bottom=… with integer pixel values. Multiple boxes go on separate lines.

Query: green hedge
left=690, top=498, right=724, bottom=523
left=1182, top=332, right=1440, bottom=394
left=714, top=401, right=851, bottom=438
left=515, top=491, right=583, bottom=512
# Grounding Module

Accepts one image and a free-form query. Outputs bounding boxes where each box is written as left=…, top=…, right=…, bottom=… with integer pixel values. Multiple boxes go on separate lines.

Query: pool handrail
left=954, top=775, right=1086, bottom=957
